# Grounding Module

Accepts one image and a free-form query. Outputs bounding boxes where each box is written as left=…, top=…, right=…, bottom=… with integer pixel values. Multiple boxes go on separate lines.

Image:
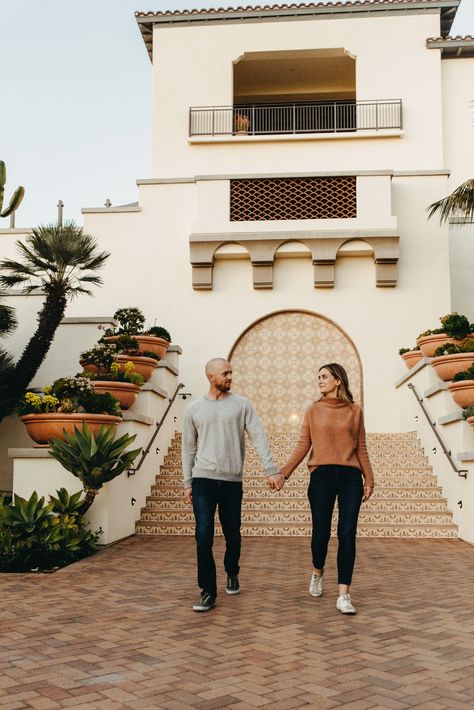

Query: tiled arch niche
left=190, top=232, right=399, bottom=289
left=229, top=310, right=363, bottom=432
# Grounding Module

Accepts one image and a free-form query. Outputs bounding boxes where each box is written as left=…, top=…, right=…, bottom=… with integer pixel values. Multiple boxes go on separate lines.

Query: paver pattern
left=1, top=536, right=473, bottom=709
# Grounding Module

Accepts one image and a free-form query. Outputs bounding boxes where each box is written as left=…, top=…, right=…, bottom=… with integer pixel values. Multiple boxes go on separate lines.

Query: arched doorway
left=229, top=310, right=362, bottom=432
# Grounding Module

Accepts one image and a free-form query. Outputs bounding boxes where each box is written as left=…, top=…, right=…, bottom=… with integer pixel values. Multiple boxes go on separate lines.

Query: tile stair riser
left=136, top=523, right=458, bottom=538
left=142, top=498, right=449, bottom=513
left=148, top=486, right=445, bottom=500
left=153, top=476, right=440, bottom=488
left=138, top=510, right=454, bottom=524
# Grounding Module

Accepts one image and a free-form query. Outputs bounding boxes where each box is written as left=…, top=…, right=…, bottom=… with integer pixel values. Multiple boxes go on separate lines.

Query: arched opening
left=213, top=242, right=252, bottom=290
left=229, top=310, right=362, bottom=432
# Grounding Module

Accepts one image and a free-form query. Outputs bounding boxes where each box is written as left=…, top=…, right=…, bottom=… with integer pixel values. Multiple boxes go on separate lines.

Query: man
left=182, top=358, right=281, bottom=612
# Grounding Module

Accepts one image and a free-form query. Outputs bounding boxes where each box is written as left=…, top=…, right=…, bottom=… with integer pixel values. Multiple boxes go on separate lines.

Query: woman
left=277, top=363, right=374, bottom=614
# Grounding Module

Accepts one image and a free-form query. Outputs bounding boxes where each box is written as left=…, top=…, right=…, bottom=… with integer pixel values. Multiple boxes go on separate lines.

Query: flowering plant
left=80, top=343, right=117, bottom=371
left=16, top=377, right=122, bottom=418
left=82, top=361, right=144, bottom=387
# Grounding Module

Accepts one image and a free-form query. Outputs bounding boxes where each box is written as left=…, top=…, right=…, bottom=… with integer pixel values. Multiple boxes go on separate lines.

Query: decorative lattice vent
left=230, top=176, right=357, bottom=221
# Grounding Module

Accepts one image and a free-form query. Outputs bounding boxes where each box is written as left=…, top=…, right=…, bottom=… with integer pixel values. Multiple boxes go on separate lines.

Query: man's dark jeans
left=192, top=477, right=243, bottom=599
left=307, top=465, right=363, bottom=586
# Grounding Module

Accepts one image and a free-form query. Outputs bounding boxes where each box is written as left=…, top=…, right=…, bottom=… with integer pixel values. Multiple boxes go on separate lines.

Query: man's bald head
left=205, top=358, right=230, bottom=376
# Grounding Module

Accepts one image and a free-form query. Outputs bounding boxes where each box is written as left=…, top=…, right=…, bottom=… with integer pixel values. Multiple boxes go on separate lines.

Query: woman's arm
left=279, top=409, right=312, bottom=479
left=356, top=409, right=375, bottom=492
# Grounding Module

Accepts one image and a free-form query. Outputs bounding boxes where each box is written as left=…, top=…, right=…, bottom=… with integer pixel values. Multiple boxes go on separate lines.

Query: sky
left=1, top=0, right=473, bottom=228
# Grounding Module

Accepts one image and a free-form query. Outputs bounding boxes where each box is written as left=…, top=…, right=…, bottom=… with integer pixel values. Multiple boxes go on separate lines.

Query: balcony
left=189, top=100, right=402, bottom=137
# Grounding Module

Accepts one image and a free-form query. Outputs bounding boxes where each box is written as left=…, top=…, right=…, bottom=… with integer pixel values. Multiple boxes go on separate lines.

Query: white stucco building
left=2, top=0, right=474, bottom=542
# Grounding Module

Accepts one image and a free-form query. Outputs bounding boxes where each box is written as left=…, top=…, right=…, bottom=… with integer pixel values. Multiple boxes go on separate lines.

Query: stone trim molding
left=190, top=230, right=399, bottom=289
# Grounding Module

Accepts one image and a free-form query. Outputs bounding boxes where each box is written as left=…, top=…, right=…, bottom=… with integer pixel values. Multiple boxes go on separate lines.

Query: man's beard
left=216, top=383, right=231, bottom=392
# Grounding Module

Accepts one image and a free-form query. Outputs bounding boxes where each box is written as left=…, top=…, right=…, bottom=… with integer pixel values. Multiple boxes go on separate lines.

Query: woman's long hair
left=319, top=362, right=354, bottom=404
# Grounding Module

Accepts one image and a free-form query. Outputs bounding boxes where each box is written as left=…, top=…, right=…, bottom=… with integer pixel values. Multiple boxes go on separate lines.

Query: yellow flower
left=110, top=362, right=120, bottom=375
left=124, top=361, right=134, bottom=374
left=43, top=386, right=52, bottom=394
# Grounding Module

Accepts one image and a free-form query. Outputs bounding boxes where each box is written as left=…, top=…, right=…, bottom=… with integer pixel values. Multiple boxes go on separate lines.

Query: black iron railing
left=189, top=100, right=402, bottom=137
left=407, top=383, right=468, bottom=479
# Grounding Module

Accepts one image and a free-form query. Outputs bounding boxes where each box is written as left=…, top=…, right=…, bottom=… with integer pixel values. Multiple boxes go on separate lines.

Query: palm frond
left=0, top=303, right=17, bottom=335
left=427, top=179, right=474, bottom=225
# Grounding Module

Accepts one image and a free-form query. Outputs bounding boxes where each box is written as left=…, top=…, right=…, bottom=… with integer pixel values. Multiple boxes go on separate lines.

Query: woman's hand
left=362, top=484, right=374, bottom=502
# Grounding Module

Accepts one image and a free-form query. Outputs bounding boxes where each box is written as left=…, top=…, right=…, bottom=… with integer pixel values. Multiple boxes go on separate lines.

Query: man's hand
left=184, top=487, right=193, bottom=504
left=267, top=473, right=286, bottom=491
left=362, top=484, right=374, bottom=503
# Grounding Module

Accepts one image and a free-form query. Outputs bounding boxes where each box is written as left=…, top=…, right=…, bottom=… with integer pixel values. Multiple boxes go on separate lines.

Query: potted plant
left=399, top=346, right=423, bottom=369
left=104, top=307, right=172, bottom=359
left=49, top=423, right=141, bottom=512
left=431, top=340, right=474, bottom=382
left=82, top=361, right=144, bottom=410
left=447, top=364, right=474, bottom=408
left=233, top=111, right=251, bottom=135
left=416, top=313, right=474, bottom=357
left=81, top=338, right=159, bottom=382
left=17, top=376, right=122, bottom=446
left=462, top=405, right=474, bottom=430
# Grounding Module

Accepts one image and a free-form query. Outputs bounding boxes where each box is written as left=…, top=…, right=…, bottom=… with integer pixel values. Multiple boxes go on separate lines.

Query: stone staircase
left=136, top=431, right=458, bottom=538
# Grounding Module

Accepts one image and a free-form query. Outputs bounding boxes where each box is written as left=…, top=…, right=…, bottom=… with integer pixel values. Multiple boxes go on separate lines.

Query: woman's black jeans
left=192, top=477, right=243, bottom=599
left=307, top=465, right=363, bottom=586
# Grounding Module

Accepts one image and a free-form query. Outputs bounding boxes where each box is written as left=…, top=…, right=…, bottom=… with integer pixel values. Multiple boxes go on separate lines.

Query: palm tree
left=0, top=222, right=110, bottom=419
left=427, top=179, right=474, bottom=225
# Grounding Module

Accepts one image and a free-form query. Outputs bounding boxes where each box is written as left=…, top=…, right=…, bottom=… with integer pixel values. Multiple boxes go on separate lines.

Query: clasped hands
left=267, top=472, right=286, bottom=492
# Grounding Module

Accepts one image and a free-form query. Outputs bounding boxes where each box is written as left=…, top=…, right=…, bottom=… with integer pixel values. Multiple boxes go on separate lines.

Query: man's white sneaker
left=336, top=593, right=356, bottom=614
left=309, top=572, right=324, bottom=597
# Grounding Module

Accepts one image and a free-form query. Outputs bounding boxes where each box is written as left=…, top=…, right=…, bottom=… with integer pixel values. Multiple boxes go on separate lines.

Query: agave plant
left=49, top=488, right=86, bottom=515
left=48, top=423, right=142, bottom=512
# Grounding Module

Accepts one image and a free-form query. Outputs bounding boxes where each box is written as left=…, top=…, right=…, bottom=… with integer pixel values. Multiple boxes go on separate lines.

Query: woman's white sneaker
left=309, top=572, right=324, bottom=597
left=336, top=593, right=356, bottom=614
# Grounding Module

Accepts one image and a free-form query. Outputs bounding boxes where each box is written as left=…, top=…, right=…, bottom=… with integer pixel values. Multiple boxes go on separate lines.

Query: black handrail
left=407, top=383, right=468, bottom=478
left=128, top=382, right=187, bottom=476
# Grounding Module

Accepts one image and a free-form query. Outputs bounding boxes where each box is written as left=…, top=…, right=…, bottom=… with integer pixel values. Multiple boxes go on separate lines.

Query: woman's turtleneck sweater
left=280, top=397, right=374, bottom=486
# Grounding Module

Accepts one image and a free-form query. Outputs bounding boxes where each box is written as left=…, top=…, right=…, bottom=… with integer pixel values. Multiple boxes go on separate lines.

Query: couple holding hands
left=182, top=358, right=374, bottom=614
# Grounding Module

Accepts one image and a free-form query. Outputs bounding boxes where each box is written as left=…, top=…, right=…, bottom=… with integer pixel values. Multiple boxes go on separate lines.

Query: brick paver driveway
left=1, top=536, right=473, bottom=709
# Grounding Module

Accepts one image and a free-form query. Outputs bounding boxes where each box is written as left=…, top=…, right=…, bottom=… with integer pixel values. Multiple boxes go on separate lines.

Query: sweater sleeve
left=244, top=401, right=278, bottom=476
left=280, top=409, right=312, bottom=479
left=182, top=406, right=197, bottom=488
left=356, top=409, right=375, bottom=486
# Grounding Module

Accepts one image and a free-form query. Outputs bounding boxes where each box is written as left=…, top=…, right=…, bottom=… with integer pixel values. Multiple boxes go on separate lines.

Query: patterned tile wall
left=229, top=311, right=362, bottom=431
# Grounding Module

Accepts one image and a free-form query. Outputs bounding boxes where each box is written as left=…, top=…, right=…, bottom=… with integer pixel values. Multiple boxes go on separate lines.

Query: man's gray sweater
left=182, top=393, right=277, bottom=488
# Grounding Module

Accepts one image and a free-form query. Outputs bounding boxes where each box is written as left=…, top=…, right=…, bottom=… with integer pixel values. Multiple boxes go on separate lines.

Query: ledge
left=61, top=316, right=116, bottom=325
left=457, top=451, right=474, bottom=462
left=8, top=448, right=51, bottom=459
left=122, top=411, right=153, bottom=426
left=81, top=204, right=141, bottom=214
left=141, top=383, right=168, bottom=399
left=424, top=382, right=448, bottom=398
left=189, top=130, right=403, bottom=145
left=394, top=359, right=431, bottom=388
left=438, top=411, right=463, bottom=425
left=157, top=360, right=179, bottom=375
left=168, top=344, right=182, bottom=354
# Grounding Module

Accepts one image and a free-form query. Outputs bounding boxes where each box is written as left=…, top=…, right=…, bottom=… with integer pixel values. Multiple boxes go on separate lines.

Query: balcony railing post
left=334, top=102, right=337, bottom=132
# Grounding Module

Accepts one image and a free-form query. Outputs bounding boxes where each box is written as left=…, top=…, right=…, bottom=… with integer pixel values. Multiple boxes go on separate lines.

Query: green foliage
left=399, top=347, right=420, bottom=356
left=418, top=328, right=445, bottom=338
left=440, top=313, right=472, bottom=340
left=48, top=422, right=141, bottom=493
left=16, top=377, right=122, bottom=417
left=0, top=160, right=25, bottom=219
left=113, top=307, right=145, bottom=335
left=434, top=340, right=474, bottom=357
left=462, top=405, right=474, bottom=420
left=82, top=361, right=144, bottom=387
left=0, top=489, right=100, bottom=571
left=452, top=365, right=474, bottom=382
left=427, top=179, right=474, bottom=225
left=140, top=350, right=161, bottom=362
left=145, top=325, right=171, bottom=341
left=80, top=343, right=117, bottom=370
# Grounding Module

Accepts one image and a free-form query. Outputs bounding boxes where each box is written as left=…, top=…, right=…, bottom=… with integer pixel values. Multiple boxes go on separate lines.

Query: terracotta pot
left=21, top=413, right=122, bottom=446
left=467, top=416, right=474, bottom=430
left=401, top=351, right=423, bottom=369
left=92, top=381, right=142, bottom=410
left=417, top=332, right=474, bottom=357
left=431, top=353, right=474, bottom=382
left=79, top=360, right=98, bottom=374
left=134, top=335, right=170, bottom=359
left=115, top=354, right=158, bottom=382
left=447, top=380, right=474, bottom=408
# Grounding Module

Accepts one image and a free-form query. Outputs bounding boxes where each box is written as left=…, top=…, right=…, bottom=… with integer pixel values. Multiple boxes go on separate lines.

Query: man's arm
left=182, top=407, right=197, bottom=501
left=244, top=400, right=278, bottom=477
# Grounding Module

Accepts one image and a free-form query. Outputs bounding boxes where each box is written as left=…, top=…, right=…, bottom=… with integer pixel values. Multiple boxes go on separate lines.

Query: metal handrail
left=127, top=382, right=188, bottom=476
left=407, top=383, right=468, bottom=478
left=189, top=99, right=402, bottom=136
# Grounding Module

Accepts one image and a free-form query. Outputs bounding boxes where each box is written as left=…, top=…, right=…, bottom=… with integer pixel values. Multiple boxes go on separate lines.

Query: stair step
left=136, top=521, right=458, bottom=538
left=148, top=486, right=444, bottom=500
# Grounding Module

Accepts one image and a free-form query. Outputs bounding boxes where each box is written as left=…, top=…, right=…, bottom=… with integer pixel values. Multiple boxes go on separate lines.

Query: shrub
left=440, top=313, right=472, bottom=340
left=0, top=489, right=101, bottom=572
left=113, top=307, right=145, bottom=335
left=80, top=343, right=117, bottom=371
left=433, top=340, right=474, bottom=357
left=452, top=364, right=474, bottom=382
left=399, top=346, right=420, bottom=356
left=16, top=377, right=122, bottom=417
left=462, top=405, right=474, bottom=420
left=82, top=361, right=144, bottom=387
left=145, top=325, right=171, bottom=341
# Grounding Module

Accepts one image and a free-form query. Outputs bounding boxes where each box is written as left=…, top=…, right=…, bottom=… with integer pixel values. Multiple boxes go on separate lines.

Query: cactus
left=0, top=161, right=25, bottom=219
